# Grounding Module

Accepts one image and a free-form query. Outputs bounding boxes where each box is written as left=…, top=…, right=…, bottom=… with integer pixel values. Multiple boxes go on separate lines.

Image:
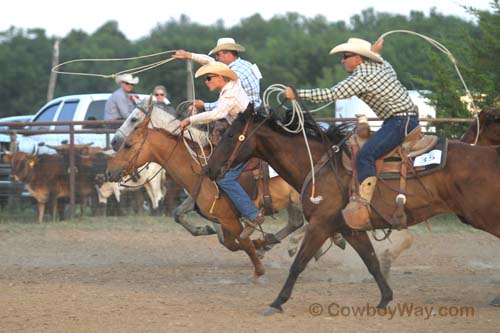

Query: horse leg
left=342, top=230, right=393, bottom=308
left=264, top=221, right=331, bottom=316
left=173, top=195, right=217, bottom=236
left=218, top=218, right=266, bottom=279
left=271, top=202, right=305, bottom=243
left=375, top=230, right=414, bottom=279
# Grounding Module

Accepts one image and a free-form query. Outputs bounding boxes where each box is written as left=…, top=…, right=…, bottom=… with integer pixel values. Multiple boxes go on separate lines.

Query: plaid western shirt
left=297, top=60, right=415, bottom=119
left=191, top=53, right=262, bottom=110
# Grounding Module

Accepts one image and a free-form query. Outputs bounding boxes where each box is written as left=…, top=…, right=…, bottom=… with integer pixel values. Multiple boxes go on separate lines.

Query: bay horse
left=206, top=106, right=500, bottom=315
left=106, top=105, right=307, bottom=279
left=461, top=106, right=500, bottom=145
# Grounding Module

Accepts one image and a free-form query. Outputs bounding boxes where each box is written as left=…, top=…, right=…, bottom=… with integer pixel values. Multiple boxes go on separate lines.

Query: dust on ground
left=0, top=217, right=498, bottom=332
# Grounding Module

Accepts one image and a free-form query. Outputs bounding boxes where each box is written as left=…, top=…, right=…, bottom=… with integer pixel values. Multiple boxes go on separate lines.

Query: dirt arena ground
left=0, top=216, right=498, bottom=332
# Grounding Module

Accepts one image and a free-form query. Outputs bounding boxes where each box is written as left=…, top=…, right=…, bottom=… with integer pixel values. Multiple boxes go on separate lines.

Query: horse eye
left=131, top=117, right=138, bottom=123
left=227, top=133, right=234, bottom=138
left=124, top=143, right=132, bottom=149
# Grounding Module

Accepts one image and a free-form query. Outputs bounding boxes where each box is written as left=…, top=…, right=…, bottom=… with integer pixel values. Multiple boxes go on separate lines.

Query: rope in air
left=379, top=30, right=481, bottom=145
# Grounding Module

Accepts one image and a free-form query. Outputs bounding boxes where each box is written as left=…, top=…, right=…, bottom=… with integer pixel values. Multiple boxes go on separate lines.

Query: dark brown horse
left=206, top=106, right=500, bottom=315
left=106, top=116, right=306, bottom=280
left=461, top=106, right=500, bottom=145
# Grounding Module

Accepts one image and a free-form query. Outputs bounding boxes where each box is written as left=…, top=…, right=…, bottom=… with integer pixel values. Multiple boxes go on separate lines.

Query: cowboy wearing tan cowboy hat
left=173, top=37, right=262, bottom=111
left=180, top=61, right=264, bottom=239
left=285, top=37, right=419, bottom=231
left=104, top=73, right=140, bottom=122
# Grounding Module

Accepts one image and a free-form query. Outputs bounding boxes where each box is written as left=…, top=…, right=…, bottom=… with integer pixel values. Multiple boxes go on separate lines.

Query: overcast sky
left=2, top=0, right=494, bottom=40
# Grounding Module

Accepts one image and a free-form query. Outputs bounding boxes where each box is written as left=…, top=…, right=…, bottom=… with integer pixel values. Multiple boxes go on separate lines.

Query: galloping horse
left=106, top=105, right=308, bottom=279
left=110, top=103, right=305, bottom=246
left=206, top=106, right=500, bottom=315
left=461, top=106, right=500, bottom=145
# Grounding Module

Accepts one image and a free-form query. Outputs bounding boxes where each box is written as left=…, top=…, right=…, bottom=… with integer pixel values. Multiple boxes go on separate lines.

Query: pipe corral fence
left=0, top=117, right=474, bottom=219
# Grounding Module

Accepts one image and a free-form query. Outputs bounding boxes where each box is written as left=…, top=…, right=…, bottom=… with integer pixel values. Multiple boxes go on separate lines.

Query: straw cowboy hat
left=115, top=73, right=139, bottom=85
left=329, top=38, right=383, bottom=63
left=208, top=37, right=246, bottom=55
left=195, top=61, right=238, bottom=81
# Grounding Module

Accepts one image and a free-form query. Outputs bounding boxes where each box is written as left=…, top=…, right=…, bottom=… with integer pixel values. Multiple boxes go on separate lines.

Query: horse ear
left=245, top=103, right=254, bottom=118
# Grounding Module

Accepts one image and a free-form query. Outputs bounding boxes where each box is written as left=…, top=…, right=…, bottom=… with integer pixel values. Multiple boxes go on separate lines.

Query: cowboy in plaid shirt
left=285, top=38, right=419, bottom=230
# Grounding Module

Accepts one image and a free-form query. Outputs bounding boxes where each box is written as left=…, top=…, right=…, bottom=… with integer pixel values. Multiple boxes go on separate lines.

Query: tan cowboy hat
left=115, top=73, right=139, bottom=85
left=329, top=38, right=383, bottom=63
left=195, top=61, right=238, bottom=81
left=208, top=37, right=246, bottom=55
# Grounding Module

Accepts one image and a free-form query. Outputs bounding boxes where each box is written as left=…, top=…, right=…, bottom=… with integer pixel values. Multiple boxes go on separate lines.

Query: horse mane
left=481, top=106, right=500, bottom=123
left=132, top=104, right=210, bottom=146
left=246, top=109, right=352, bottom=145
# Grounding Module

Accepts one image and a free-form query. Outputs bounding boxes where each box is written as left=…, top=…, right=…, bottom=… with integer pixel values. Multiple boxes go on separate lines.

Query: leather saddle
left=342, top=126, right=439, bottom=177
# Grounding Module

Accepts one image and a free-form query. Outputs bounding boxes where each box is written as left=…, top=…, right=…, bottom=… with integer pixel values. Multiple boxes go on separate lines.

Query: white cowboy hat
left=194, top=61, right=238, bottom=81
left=329, top=38, right=383, bottom=63
left=208, top=37, right=246, bottom=55
left=115, top=73, right=139, bottom=85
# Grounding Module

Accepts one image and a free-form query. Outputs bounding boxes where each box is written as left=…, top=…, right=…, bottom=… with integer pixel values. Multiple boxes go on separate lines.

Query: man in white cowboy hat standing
left=104, top=73, right=140, bottom=123
left=173, top=37, right=262, bottom=111
left=285, top=38, right=419, bottom=230
left=179, top=61, right=264, bottom=239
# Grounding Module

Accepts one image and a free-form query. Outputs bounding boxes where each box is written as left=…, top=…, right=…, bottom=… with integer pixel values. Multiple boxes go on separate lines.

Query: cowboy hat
left=115, top=73, right=139, bottom=85
left=208, top=37, right=246, bottom=55
left=329, top=38, right=383, bottom=63
left=195, top=62, right=238, bottom=81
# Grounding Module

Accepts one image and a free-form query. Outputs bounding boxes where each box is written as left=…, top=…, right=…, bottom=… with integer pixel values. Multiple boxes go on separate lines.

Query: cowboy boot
left=342, top=176, right=377, bottom=230
left=240, top=214, right=265, bottom=239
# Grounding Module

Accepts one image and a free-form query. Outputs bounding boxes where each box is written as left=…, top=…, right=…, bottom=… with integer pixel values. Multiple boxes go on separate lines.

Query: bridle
left=219, top=112, right=271, bottom=176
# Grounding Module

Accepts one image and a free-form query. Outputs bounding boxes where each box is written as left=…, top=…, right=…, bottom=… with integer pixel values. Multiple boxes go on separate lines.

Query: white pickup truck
left=16, top=93, right=157, bottom=154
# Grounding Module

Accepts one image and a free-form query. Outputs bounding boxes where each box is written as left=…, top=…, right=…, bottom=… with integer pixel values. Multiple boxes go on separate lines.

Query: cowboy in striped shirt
left=285, top=38, right=419, bottom=230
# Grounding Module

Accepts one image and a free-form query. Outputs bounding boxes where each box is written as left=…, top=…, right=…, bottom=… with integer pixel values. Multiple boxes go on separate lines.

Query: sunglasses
left=343, top=53, right=357, bottom=60
left=155, top=93, right=164, bottom=97
left=205, top=75, right=218, bottom=82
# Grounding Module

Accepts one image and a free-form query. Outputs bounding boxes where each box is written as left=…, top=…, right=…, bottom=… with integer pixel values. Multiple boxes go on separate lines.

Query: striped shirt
left=297, top=60, right=415, bottom=119
left=191, top=53, right=262, bottom=109
left=189, top=80, right=250, bottom=125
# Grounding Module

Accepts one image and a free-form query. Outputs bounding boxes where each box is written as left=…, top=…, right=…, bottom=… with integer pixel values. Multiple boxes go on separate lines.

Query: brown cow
left=3, top=152, right=69, bottom=223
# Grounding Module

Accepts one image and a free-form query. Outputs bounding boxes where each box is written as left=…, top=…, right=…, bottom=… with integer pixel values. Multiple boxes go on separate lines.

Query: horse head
left=461, top=106, right=500, bottom=145
left=106, top=118, right=153, bottom=182
left=111, top=101, right=208, bottom=151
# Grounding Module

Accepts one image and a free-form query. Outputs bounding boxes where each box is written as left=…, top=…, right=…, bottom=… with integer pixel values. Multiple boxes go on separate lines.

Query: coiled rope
left=263, top=84, right=323, bottom=204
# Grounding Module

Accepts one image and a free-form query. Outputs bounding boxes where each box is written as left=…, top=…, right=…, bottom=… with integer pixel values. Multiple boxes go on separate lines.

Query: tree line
left=0, top=2, right=498, bottom=137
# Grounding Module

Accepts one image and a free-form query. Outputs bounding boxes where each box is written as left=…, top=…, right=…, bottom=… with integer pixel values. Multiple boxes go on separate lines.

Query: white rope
left=51, top=50, right=178, bottom=78
left=379, top=30, right=481, bottom=144
left=263, top=84, right=323, bottom=204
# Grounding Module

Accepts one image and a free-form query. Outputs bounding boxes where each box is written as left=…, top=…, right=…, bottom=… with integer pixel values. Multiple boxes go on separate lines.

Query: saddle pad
left=380, top=137, right=448, bottom=180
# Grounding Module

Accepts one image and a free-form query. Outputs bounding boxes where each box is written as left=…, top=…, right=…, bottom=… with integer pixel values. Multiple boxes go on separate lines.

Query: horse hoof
left=249, top=274, right=266, bottom=284
left=490, top=296, right=500, bottom=307
left=332, top=234, right=347, bottom=250
left=288, top=248, right=297, bottom=257
left=263, top=233, right=281, bottom=245
left=262, top=306, right=283, bottom=316
left=203, top=225, right=217, bottom=235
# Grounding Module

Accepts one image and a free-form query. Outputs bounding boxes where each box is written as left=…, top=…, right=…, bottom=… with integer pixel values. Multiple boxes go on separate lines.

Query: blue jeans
left=357, top=116, right=419, bottom=183
left=216, top=161, right=260, bottom=221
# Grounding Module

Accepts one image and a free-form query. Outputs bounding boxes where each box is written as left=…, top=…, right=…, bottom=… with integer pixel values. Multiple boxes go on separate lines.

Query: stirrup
left=240, top=215, right=264, bottom=239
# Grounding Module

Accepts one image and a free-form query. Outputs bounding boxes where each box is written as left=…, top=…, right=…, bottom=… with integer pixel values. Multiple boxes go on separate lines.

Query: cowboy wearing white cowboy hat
left=104, top=73, right=140, bottom=122
left=179, top=61, right=264, bottom=239
left=173, top=37, right=262, bottom=111
left=285, top=37, right=419, bottom=231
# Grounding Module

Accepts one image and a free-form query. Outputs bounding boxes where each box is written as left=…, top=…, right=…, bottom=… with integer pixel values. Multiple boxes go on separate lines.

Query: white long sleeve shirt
left=189, top=80, right=250, bottom=125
